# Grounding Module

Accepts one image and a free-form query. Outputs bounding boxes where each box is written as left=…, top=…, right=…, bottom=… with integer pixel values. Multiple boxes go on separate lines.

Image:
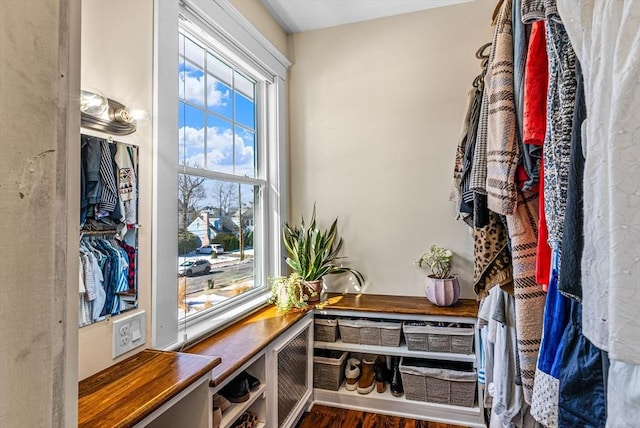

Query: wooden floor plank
left=297, top=405, right=469, bottom=428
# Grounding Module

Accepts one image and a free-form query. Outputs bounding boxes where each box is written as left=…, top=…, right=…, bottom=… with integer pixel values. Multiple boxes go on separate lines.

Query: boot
left=237, top=371, right=261, bottom=391
left=357, top=355, right=376, bottom=394
left=374, top=355, right=391, bottom=393
left=390, top=356, right=404, bottom=397
left=213, top=394, right=231, bottom=413
left=345, top=358, right=361, bottom=391
left=212, top=406, right=222, bottom=428
left=220, top=377, right=250, bottom=403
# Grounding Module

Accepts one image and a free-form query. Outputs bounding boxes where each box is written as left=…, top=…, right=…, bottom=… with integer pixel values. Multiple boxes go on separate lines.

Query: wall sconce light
left=80, top=89, right=150, bottom=136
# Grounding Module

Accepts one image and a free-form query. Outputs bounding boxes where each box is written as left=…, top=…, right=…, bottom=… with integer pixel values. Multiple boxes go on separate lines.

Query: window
left=178, top=32, right=262, bottom=317
left=154, top=0, right=290, bottom=350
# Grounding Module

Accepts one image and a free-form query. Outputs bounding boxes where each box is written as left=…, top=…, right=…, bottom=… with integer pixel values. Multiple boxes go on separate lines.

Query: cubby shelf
left=220, top=383, right=266, bottom=428
left=313, top=382, right=484, bottom=428
left=312, top=299, right=484, bottom=428
left=313, top=339, right=476, bottom=364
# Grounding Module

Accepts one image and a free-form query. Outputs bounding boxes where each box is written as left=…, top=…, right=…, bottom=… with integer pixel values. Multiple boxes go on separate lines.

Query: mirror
left=79, top=134, right=139, bottom=327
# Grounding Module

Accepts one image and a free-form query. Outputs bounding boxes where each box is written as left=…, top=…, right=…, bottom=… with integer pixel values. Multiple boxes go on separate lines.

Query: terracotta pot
left=304, top=279, right=323, bottom=302
left=425, top=276, right=460, bottom=306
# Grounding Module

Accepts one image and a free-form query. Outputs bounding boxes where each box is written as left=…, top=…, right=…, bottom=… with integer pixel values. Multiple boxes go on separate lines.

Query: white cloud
left=179, top=125, right=254, bottom=176
left=179, top=70, right=229, bottom=108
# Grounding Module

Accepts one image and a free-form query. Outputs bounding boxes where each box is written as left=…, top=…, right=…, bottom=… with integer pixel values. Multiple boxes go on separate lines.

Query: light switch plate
left=113, top=310, right=146, bottom=358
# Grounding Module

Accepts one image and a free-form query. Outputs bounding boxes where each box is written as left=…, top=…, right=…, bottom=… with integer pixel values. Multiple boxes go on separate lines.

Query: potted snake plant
left=416, top=245, right=460, bottom=306
left=282, top=206, right=364, bottom=302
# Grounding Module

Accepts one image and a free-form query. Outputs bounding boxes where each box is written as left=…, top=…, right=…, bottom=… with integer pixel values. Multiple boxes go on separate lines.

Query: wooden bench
left=78, top=349, right=220, bottom=427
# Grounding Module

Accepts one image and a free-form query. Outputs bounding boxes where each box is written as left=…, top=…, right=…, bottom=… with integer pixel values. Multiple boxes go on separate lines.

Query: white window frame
left=153, top=0, right=290, bottom=350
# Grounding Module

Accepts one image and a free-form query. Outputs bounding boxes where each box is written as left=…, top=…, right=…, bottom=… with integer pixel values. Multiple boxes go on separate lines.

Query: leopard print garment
left=473, top=211, right=514, bottom=299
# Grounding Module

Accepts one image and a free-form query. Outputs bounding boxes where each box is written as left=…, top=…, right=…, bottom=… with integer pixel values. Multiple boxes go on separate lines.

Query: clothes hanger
left=492, top=0, right=505, bottom=25
left=473, top=74, right=484, bottom=89
left=475, top=42, right=492, bottom=60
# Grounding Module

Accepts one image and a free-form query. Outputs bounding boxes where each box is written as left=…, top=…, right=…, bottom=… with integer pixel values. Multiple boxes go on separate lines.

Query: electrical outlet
left=113, top=310, right=146, bottom=358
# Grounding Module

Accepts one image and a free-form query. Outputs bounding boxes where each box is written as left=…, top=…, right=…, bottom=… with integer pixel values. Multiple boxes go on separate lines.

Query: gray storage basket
left=337, top=318, right=361, bottom=344
left=403, top=322, right=474, bottom=354
left=313, top=349, right=348, bottom=390
left=337, top=318, right=402, bottom=346
left=399, top=357, right=476, bottom=407
left=314, top=317, right=339, bottom=342
left=359, top=319, right=402, bottom=346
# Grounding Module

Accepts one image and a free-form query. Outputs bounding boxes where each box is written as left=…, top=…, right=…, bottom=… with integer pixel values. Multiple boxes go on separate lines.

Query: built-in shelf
left=314, top=383, right=484, bottom=428
left=78, top=350, right=220, bottom=428
left=314, top=339, right=476, bottom=363
left=312, top=295, right=484, bottom=427
left=220, top=383, right=266, bottom=428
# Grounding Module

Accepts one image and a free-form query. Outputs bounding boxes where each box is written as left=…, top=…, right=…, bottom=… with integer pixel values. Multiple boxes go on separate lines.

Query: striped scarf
left=485, top=0, right=520, bottom=216
left=98, top=139, right=118, bottom=213
left=506, top=189, right=545, bottom=404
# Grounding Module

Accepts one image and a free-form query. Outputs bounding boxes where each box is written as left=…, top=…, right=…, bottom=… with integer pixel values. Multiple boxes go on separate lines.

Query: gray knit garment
left=543, top=18, right=576, bottom=251
left=521, top=0, right=558, bottom=23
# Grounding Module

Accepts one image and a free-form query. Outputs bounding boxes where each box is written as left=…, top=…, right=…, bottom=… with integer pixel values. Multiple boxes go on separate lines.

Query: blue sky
left=178, top=36, right=256, bottom=179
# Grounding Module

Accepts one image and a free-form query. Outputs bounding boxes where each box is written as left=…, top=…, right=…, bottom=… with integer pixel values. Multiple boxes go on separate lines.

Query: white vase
left=425, top=276, right=460, bottom=306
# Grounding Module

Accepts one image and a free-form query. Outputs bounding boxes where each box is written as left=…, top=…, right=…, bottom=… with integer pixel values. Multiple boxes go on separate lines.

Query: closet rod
left=80, top=229, right=119, bottom=238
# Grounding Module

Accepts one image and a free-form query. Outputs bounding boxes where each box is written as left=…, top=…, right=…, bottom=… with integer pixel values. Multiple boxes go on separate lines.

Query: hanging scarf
left=506, top=189, right=546, bottom=404
left=485, top=0, right=520, bottom=216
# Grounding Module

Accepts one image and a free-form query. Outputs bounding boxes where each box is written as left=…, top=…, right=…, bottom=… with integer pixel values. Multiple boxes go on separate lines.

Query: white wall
left=76, top=0, right=491, bottom=378
left=230, top=0, right=289, bottom=58
left=78, top=0, right=289, bottom=379
left=288, top=1, right=495, bottom=298
left=78, top=0, right=154, bottom=379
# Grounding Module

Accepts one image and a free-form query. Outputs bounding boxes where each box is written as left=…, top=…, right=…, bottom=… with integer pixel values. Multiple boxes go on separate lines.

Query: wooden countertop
left=77, top=294, right=476, bottom=426
left=185, top=294, right=477, bottom=386
left=185, top=305, right=309, bottom=386
left=78, top=349, right=220, bottom=428
left=316, top=293, right=479, bottom=318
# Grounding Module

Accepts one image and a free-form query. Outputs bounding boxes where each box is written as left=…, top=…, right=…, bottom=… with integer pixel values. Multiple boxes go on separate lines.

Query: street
left=177, top=251, right=258, bottom=316
left=181, top=256, right=254, bottom=296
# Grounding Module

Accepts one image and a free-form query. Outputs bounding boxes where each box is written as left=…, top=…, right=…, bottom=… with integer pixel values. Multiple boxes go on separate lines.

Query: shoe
left=345, top=358, right=361, bottom=391
left=213, top=393, right=231, bottom=413
left=237, top=371, right=261, bottom=391
left=220, top=377, right=250, bottom=403
left=213, top=406, right=222, bottom=428
left=390, top=356, right=404, bottom=397
left=357, top=355, right=375, bottom=394
left=231, top=411, right=258, bottom=428
left=374, top=355, right=390, bottom=393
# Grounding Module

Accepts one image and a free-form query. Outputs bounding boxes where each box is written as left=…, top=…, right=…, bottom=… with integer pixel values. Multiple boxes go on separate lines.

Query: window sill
left=183, top=300, right=312, bottom=386
left=164, top=290, right=271, bottom=352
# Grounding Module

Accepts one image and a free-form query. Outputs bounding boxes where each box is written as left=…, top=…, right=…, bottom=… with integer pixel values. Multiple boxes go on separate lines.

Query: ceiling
left=260, top=0, right=475, bottom=33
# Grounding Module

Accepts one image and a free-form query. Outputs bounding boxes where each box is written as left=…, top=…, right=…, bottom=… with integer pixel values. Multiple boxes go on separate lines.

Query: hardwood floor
left=296, top=405, right=470, bottom=428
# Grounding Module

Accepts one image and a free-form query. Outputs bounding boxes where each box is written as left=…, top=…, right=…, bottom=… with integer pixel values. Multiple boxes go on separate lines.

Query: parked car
left=196, top=244, right=224, bottom=254
left=179, top=259, right=211, bottom=276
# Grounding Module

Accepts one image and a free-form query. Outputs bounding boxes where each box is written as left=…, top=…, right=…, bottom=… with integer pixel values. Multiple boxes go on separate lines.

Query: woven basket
left=403, top=322, right=474, bottom=354
left=314, top=317, right=339, bottom=342
left=313, top=349, right=348, bottom=390
left=399, top=357, right=476, bottom=407
left=337, top=318, right=361, bottom=344
left=338, top=318, right=402, bottom=346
